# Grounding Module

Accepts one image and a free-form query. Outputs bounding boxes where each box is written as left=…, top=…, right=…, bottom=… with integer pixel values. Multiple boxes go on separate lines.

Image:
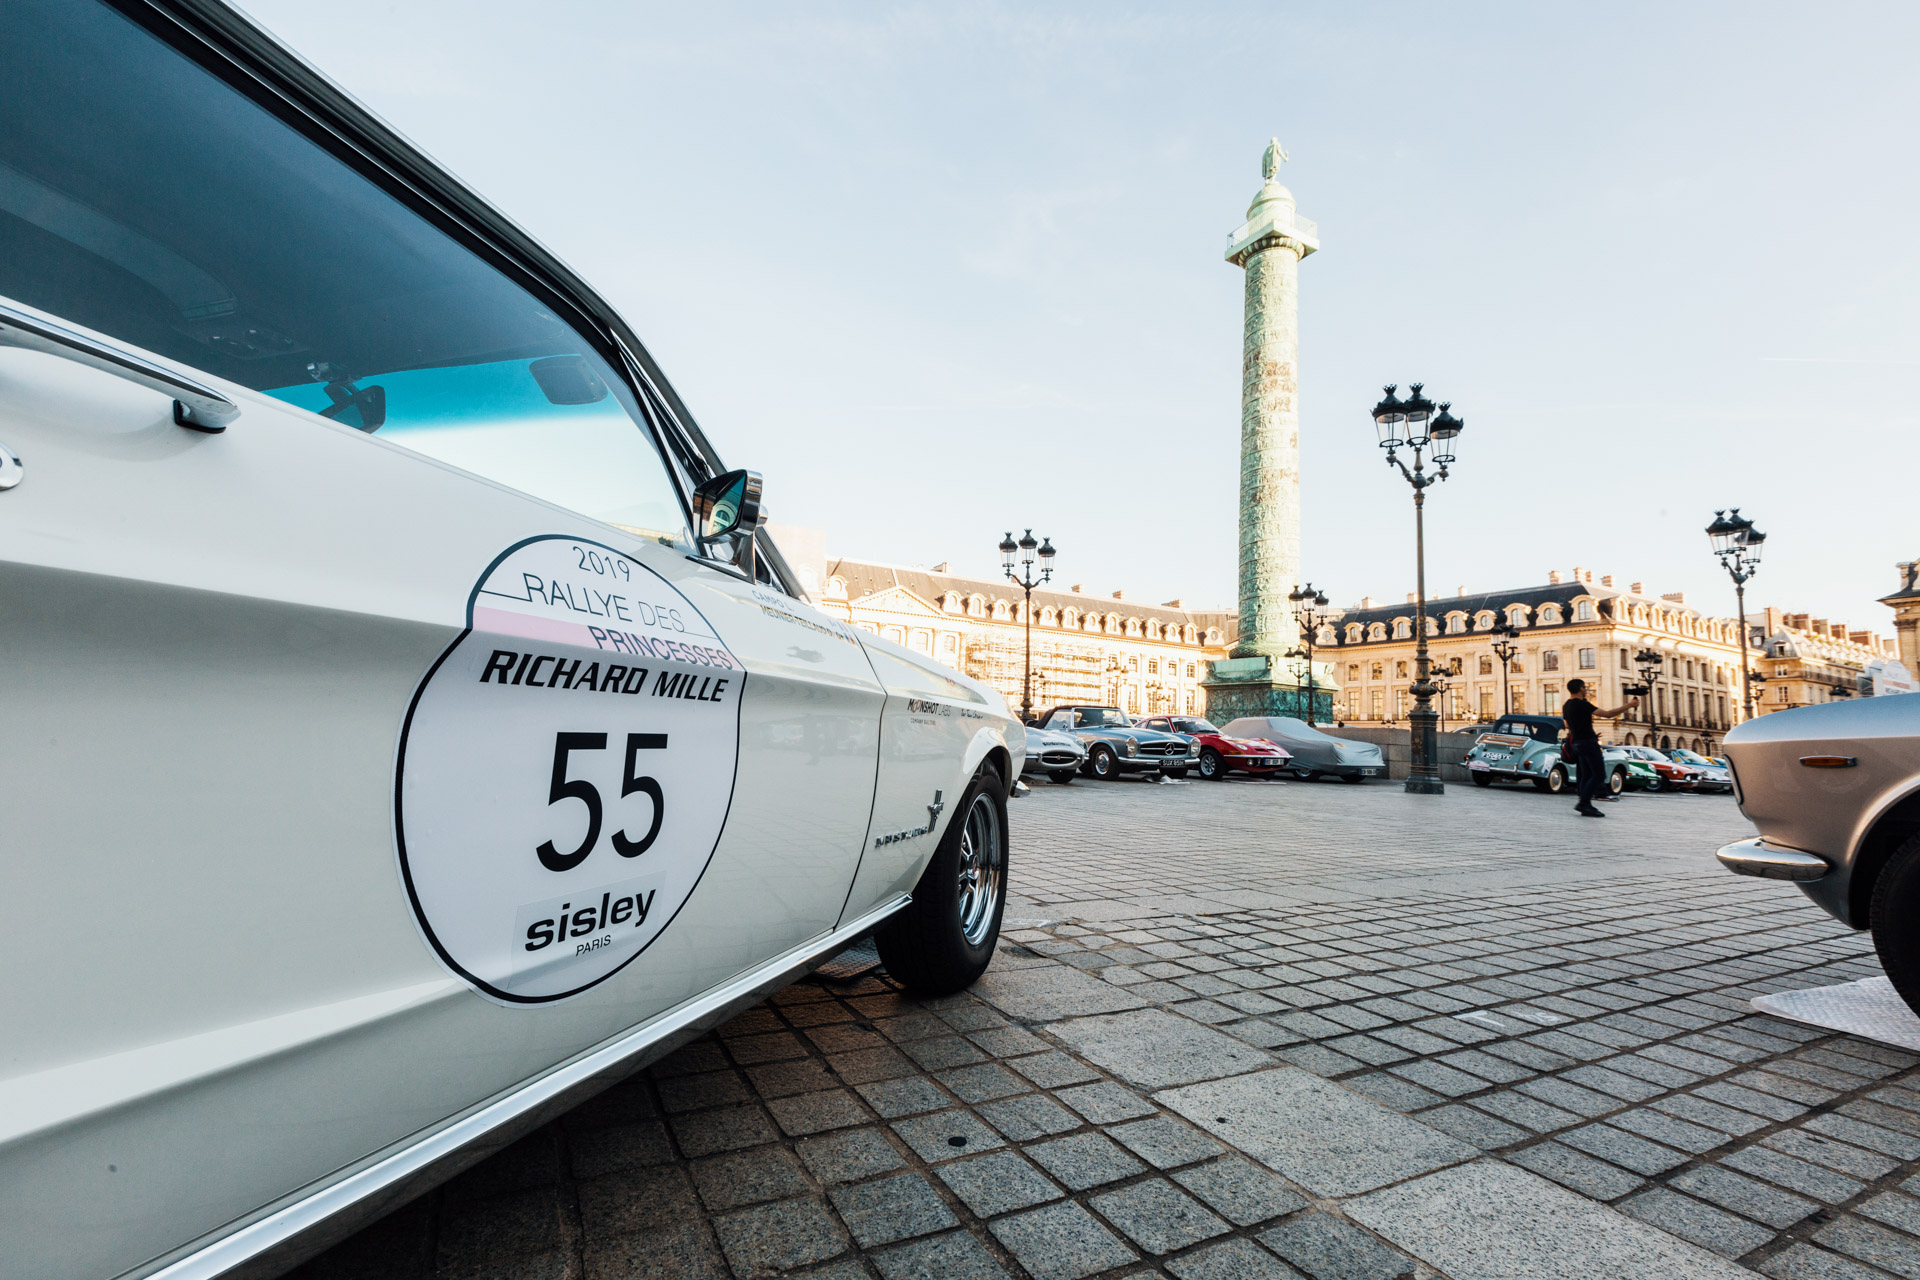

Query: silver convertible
left=1716, top=694, right=1920, bottom=1013
left=0, top=3, right=1023, bottom=1277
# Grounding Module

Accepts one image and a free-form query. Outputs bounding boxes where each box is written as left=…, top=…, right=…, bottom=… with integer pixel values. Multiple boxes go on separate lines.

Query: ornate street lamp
left=1634, top=646, right=1666, bottom=746
left=1705, top=509, right=1765, bottom=722
left=1285, top=583, right=1340, bottom=726
left=1372, top=384, right=1465, bottom=794
left=1489, top=623, right=1521, bottom=716
left=1000, top=529, right=1055, bottom=723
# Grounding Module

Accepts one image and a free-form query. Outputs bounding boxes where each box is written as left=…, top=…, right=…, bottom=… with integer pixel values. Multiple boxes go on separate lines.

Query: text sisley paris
left=524, top=887, right=657, bottom=956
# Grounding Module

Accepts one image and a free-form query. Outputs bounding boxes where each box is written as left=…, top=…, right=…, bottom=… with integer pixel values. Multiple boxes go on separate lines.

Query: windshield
left=1075, top=708, right=1132, bottom=728
left=1669, top=750, right=1710, bottom=765
left=1174, top=718, right=1220, bottom=735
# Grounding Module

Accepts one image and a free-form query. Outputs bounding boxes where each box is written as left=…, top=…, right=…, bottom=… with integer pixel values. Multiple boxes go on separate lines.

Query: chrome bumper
left=1716, top=837, right=1830, bottom=883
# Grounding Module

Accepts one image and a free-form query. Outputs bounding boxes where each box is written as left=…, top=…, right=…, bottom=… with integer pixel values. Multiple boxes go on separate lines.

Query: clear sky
left=247, top=1, right=1917, bottom=639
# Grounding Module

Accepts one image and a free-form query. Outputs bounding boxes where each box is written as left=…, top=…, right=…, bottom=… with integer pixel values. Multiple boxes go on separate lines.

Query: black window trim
left=101, top=0, right=808, bottom=600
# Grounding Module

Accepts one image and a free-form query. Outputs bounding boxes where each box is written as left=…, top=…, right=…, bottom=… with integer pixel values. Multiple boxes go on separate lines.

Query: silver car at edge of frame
left=1023, top=724, right=1089, bottom=784
left=1716, top=693, right=1920, bottom=1013
left=0, top=3, right=1024, bottom=1277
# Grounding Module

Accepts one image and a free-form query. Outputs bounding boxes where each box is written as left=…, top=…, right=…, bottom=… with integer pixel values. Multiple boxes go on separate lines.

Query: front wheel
left=1198, top=749, right=1225, bottom=780
left=1088, top=746, right=1117, bottom=780
left=1608, top=768, right=1626, bottom=797
left=1546, top=765, right=1568, bottom=794
left=875, top=766, right=1008, bottom=995
left=1644, top=775, right=1664, bottom=793
left=1293, top=768, right=1318, bottom=782
left=1873, top=834, right=1920, bottom=1017
left=1048, top=770, right=1076, bottom=785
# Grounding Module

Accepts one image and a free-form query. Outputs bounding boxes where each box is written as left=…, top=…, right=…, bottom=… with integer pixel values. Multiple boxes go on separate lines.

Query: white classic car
left=0, top=3, right=1023, bottom=1277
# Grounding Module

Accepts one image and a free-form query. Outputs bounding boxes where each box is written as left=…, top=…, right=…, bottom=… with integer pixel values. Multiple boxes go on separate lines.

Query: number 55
left=535, top=732, right=668, bottom=873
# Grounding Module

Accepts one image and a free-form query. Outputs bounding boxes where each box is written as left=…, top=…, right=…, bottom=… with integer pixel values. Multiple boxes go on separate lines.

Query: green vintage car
left=1463, top=715, right=1656, bottom=795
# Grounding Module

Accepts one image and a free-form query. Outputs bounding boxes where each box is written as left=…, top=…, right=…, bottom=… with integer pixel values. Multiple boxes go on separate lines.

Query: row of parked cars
left=1463, top=714, right=1733, bottom=795
left=1021, top=706, right=1387, bottom=783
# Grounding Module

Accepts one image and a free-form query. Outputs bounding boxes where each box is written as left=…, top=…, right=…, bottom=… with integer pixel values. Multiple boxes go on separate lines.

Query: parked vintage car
left=1715, top=694, right=1920, bottom=1013
left=1023, top=724, right=1089, bottom=783
left=1463, top=718, right=1642, bottom=796
left=0, top=4, right=1025, bottom=1276
left=1037, top=705, right=1198, bottom=779
left=1217, top=717, right=1386, bottom=781
left=1620, top=744, right=1705, bottom=792
left=1137, top=715, right=1292, bottom=780
left=1665, top=747, right=1734, bottom=793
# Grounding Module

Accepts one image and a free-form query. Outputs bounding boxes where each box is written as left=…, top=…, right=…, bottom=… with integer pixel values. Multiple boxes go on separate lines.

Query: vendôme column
left=1204, top=139, right=1323, bottom=722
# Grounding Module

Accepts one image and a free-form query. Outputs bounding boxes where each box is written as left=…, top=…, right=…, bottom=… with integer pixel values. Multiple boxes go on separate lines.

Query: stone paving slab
left=1348, top=1159, right=1754, bottom=1279
left=1158, top=1068, right=1476, bottom=1197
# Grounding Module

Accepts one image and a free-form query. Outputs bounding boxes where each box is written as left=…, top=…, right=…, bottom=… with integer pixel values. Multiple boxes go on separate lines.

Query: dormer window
left=1393, top=619, right=1412, bottom=640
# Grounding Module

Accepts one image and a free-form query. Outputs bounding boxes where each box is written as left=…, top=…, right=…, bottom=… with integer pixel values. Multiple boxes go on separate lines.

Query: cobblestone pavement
left=293, top=777, right=1920, bottom=1280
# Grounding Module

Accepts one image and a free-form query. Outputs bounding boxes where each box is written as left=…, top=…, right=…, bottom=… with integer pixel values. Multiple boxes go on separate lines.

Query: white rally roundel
left=396, top=535, right=742, bottom=1003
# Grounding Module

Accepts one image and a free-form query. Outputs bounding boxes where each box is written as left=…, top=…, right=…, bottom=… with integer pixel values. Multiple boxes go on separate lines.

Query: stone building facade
left=1746, top=607, right=1905, bottom=714
left=819, top=559, right=1232, bottom=720
left=1319, top=568, right=1754, bottom=754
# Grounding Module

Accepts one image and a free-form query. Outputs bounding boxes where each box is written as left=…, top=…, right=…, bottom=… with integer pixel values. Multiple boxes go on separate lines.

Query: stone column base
left=1202, top=656, right=1333, bottom=723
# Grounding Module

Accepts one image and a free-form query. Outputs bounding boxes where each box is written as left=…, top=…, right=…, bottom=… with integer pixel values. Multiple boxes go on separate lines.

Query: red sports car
left=1621, top=745, right=1703, bottom=791
left=1138, top=716, right=1293, bottom=780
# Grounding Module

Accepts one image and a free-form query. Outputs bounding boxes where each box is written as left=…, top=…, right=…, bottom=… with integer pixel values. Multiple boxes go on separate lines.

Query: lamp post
left=1490, top=623, right=1521, bottom=716
left=1634, top=647, right=1666, bottom=747
left=1372, top=383, right=1465, bottom=795
left=1705, top=509, right=1766, bottom=723
left=1285, top=583, right=1339, bottom=726
left=999, top=529, right=1055, bottom=723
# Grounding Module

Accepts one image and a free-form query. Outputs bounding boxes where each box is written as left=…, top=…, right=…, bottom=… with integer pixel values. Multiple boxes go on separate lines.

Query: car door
left=0, top=4, right=879, bottom=1275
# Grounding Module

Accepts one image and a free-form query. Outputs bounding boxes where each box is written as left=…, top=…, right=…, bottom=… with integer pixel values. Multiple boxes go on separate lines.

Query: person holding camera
left=1563, top=679, right=1640, bottom=817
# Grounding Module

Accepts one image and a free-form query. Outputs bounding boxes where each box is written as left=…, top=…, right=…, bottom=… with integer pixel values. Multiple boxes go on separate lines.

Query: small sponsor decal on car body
left=395, top=536, right=743, bottom=1004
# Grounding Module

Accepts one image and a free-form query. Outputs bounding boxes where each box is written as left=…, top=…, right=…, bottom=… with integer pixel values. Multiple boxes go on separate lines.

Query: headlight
left=1188, top=742, right=1200, bottom=757
left=1125, top=738, right=1138, bottom=757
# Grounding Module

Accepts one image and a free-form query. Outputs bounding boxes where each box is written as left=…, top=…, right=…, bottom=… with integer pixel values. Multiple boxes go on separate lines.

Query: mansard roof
left=826, top=558, right=1231, bottom=636
left=1325, top=579, right=1717, bottom=648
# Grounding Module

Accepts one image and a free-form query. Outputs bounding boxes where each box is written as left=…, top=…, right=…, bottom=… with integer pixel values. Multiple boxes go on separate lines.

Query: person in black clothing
left=1563, top=679, right=1639, bottom=817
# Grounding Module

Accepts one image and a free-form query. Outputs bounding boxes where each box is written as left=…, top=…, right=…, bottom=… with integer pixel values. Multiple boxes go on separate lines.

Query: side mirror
left=691, top=469, right=764, bottom=573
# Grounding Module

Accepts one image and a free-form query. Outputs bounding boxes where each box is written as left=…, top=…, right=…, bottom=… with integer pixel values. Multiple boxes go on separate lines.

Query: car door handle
left=0, top=295, right=239, bottom=432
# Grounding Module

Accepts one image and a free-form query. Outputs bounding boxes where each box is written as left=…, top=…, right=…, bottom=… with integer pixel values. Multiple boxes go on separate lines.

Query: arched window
left=1393, top=619, right=1412, bottom=640
left=967, top=595, right=985, bottom=618
left=1316, top=624, right=1335, bottom=645
left=1423, top=617, right=1439, bottom=637
left=1446, top=612, right=1467, bottom=634
left=826, top=576, right=848, bottom=600
left=1106, top=615, right=1121, bottom=635
left=1184, top=626, right=1198, bottom=644
left=1205, top=627, right=1222, bottom=645
left=991, top=600, right=1010, bottom=620
left=1125, top=618, right=1141, bottom=637
left=1062, top=608, right=1079, bottom=630
left=1475, top=611, right=1495, bottom=631
left=1506, top=604, right=1529, bottom=628
left=1040, top=607, right=1058, bottom=626
left=1537, top=605, right=1562, bottom=625
left=1574, top=600, right=1594, bottom=622
left=942, top=591, right=962, bottom=613
left=1346, top=623, right=1363, bottom=644
left=1368, top=622, right=1387, bottom=642
left=1146, top=620, right=1161, bottom=640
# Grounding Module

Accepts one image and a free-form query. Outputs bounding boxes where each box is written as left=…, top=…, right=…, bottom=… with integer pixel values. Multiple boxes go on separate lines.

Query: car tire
left=1608, top=768, right=1626, bottom=797
left=1088, top=746, right=1117, bottom=780
left=1471, top=773, right=1493, bottom=787
left=1293, top=768, right=1317, bottom=781
left=1644, top=775, right=1663, bottom=793
left=1048, top=770, right=1076, bottom=784
left=1198, top=749, right=1224, bottom=780
left=1164, top=767, right=1189, bottom=779
left=1546, top=766, right=1568, bottom=794
left=1872, top=833, right=1920, bottom=1017
left=875, top=764, right=1008, bottom=996
left=1341, top=773, right=1365, bottom=784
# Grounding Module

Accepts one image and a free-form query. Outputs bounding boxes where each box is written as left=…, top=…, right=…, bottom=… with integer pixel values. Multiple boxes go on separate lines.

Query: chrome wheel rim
left=955, top=793, right=1003, bottom=947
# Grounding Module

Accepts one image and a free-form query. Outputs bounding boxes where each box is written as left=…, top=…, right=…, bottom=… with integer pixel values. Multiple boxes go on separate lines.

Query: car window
left=1176, top=719, right=1220, bottom=735
left=0, top=0, right=689, bottom=544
